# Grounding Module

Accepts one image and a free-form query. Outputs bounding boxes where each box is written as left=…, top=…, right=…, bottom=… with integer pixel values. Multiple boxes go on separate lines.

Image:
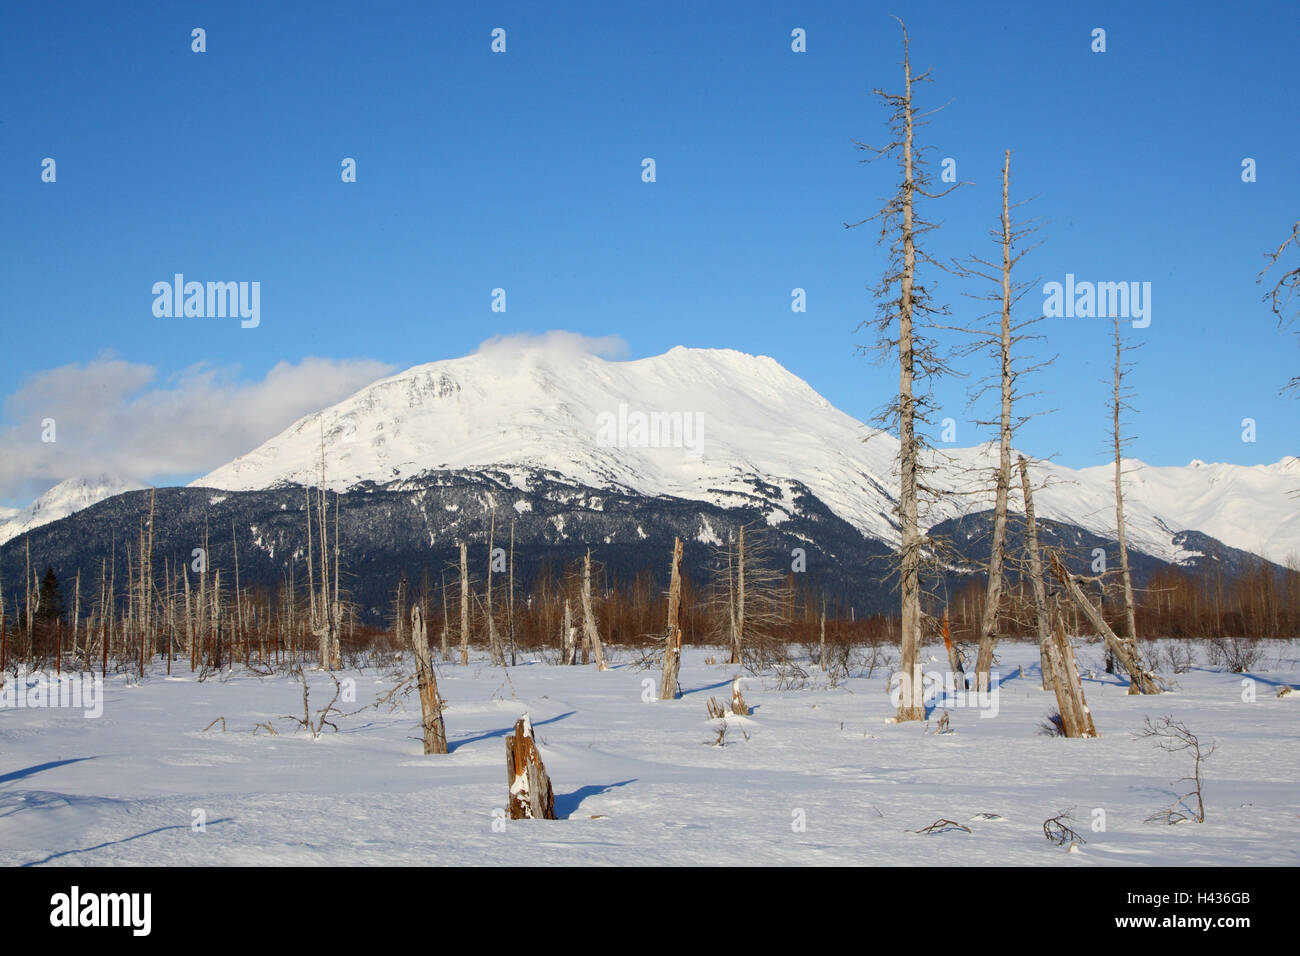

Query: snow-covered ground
left=2, top=642, right=1296, bottom=866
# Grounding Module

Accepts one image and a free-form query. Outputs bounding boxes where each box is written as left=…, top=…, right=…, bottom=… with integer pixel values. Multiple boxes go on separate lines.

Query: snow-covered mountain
left=0, top=475, right=145, bottom=546
left=192, top=346, right=1300, bottom=566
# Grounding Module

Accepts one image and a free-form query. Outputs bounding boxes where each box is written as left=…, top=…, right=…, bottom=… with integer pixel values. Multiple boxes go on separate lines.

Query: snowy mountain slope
left=0, top=474, right=145, bottom=546
left=188, top=345, right=1297, bottom=565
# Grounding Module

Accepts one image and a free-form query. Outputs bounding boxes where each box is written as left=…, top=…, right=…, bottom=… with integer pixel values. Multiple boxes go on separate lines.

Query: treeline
left=2, top=538, right=1297, bottom=676
left=944, top=556, right=1300, bottom=642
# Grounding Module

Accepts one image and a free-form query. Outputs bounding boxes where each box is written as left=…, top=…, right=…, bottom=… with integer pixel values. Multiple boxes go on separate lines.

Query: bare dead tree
left=459, top=540, right=469, bottom=665
left=846, top=17, right=964, bottom=720
left=486, top=511, right=504, bottom=666
left=508, top=519, right=517, bottom=666
left=1109, top=318, right=1142, bottom=687
left=708, top=524, right=786, bottom=671
left=945, top=151, right=1047, bottom=692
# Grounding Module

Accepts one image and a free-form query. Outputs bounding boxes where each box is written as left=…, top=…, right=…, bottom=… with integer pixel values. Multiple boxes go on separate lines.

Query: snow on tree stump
left=506, top=715, right=556, bottom=820
left=730, top=677, right=749, bottom=716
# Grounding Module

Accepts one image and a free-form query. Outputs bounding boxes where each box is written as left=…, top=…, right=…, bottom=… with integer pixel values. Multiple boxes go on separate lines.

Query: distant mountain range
left=2, top=346, right=1294, bottom=621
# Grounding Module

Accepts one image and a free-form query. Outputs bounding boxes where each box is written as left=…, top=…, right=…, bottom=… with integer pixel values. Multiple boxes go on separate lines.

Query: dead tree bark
left=1049, top=550, right=1160, bottom=694
left=1111, top=318, right=1141, bottom=691
left=459, top=541, right=469, bottom=665
left=1047, top=597, right=1097, bottom=738
left=440, top=571, right=450, bottom=661
left=1018, top=456, right=1054, bottom=691
left=410, top=604, right=448, bottom=754
left=660, top=537, right=684, bottom=700
left=972, top=151, right=1018, bottom=693
left=819, top=602, right=827, bottom=672
left=941, top=609, right=965, bottom=687
left=562, top=598, right=576, bottom=665
left=508, top=519, right=517, bottom=666
left=486, top=511, right=504, bottom=666
left=582, top=550, right=607, bottom=671
left=730, top=527, right=746, bottom=664
left=847, top=20, right=961, bottom=721
left=505, top=715, right=556, bottom=820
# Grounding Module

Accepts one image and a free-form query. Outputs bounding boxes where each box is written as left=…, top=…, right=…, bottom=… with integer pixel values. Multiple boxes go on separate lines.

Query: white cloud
left=473, top=330, right=629, bottom=360
left=0, top=354, right=395, bottom=503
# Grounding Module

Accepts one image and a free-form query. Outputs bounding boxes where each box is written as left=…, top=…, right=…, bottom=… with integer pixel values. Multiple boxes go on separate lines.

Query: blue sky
left=1, top=0, right=1296, bottom=507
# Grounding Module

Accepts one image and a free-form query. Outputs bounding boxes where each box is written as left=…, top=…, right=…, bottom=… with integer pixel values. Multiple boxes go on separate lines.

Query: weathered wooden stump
left=659, top=537, right=684, bottom=700
left=506, top=715, right=556, bottom=820
left=410, top=605, right=448, bottom=754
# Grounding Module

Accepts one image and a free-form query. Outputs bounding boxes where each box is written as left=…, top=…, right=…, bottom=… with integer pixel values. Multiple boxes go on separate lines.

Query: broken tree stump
left=410, top=605, right=448, bottom=754
left=1049, top=551, right=1160, bottom=695
left=506, top=715, right=556, bottom=820
left=730, top=676, right=749, bottom=716
left=582, top=550, right=608, bottom=671
left=1047, top=597, right=1098, bottom=738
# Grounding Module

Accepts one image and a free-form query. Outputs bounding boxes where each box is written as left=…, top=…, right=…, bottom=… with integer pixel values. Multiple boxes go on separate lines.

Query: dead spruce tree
left=948, top=150, right=1045, bottom=693
left=710, top=524, right=786, bottom=670
left=1017, top=455, right=1055, bottom=689
left=1109, top=318, right=1147, bottom=692
left=846, top=17, right=963, bottom=720
left=485, top=511, right=505, bottom=666
left=307, top=429, right=342, bottom=671
left=458, top=541, right=469, bottom=665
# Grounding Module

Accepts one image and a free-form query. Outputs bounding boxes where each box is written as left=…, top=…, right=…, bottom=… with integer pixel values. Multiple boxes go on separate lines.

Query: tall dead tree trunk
left=582, top=550, right=607, bottom=671
left=459, top=541, right=470, bottom=665
left=733, top=527, right=746, bottom=664
left=486, top=512, right=504, bottom=666
left=660, top=537, right=684, bottom=700
left=72, top=569, right=81, bottom=665
left=331, top=493, right=341, bottom=669
left=440, top=571, right=450, bottom=661
left=508, top=519, right=517, bottom=666
left=1111, top=318, right=1141, bottom=692
left=849, top=20, right=960, bottom=721
left=973, top=151, right=1017, bottom=693
left=410, top=604, right=448, bottom=754
left=1017, top=456, right=1054, bottom=691
left=24, top=536, right=31, bottom=660
left=819, top=602, right=827, bottom=672
left=562, top=598, right=576, bottom=666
